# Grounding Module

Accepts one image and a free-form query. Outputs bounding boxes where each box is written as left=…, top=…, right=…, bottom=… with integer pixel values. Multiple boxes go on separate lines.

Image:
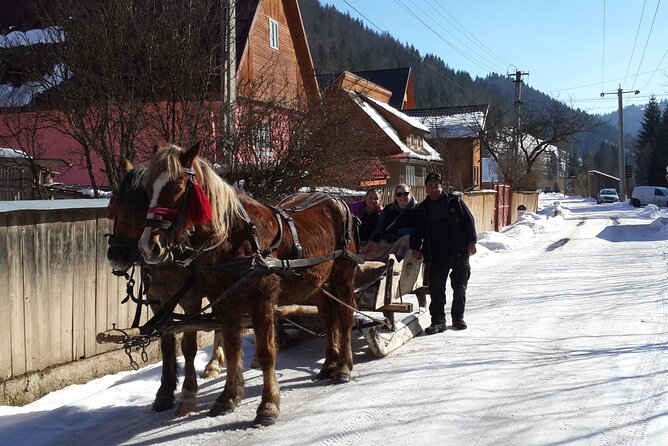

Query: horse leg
left=248, top=297, right=280, bottom=427
left=175, top=330, right=199, bottom=416
left=316, top=295, right=340, bottom=380
left=209, top=320, right=244, bottom=417
left=153, top=330, right=177, bottom=411
left=330, top=266, right=356, bottom=384
left=202, top=329, right=225, bottom=378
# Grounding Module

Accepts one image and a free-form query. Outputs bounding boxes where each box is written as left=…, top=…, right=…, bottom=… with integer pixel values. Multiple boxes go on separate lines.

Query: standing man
left=410, top=173, right=477, bottom=334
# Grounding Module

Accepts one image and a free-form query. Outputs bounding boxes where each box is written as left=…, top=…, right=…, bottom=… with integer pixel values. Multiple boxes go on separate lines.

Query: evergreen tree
left=651, top=108, right=668, bottom=185
left=634, top=96, right=661, bottom=185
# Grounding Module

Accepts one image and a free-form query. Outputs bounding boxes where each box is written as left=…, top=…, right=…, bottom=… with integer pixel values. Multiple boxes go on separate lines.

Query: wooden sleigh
left=97, top=253, right=430, bottom=359
left=354, top=253, right=431, bottom=357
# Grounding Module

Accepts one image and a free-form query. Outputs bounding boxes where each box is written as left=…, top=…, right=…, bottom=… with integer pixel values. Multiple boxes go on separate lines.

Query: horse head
left=106, top=159, right=149, bottom=273
left=139, top=142, right=230, bottom=265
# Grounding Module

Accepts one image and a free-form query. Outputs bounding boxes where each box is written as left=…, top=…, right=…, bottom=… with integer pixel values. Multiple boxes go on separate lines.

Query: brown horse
left=106, top=159, right=225, bottom=416
left=138, top=142, right=359, bottom=426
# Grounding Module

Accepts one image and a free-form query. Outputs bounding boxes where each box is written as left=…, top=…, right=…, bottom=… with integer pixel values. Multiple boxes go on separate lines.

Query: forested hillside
left=298, top=0, right=639, bottom=176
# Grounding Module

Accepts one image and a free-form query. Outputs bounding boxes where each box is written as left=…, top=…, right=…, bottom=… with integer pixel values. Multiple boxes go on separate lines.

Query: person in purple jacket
left=349, top=188, right=383, bottom=245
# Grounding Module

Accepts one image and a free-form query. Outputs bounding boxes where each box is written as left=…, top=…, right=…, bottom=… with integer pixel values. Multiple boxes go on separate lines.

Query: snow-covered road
left=2, top=196, right=668, bottom=445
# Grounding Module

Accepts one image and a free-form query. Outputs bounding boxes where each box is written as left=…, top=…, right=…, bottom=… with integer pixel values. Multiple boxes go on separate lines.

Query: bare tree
left=2, top=0, right=226, bottom=192
left=478, top=101, right=596, bottom=189
left=223, top=80, right=379, bottom=203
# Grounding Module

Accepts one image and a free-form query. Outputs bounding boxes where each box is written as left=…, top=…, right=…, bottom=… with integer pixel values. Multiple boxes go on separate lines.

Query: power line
left=543, top=65, right=668, bottom=95
left=339, top=0, right=489, bottom=105
left=640, top=46, right=668, bottom=90
left=623, top=0, right=647, bottom=85
left=405, top=0, right=506, bottom=72
left=422, top=0, right=511, bottom=69
left=632, top=0, right=661, bottom=88
left=391, top=0, right=499, bottom=73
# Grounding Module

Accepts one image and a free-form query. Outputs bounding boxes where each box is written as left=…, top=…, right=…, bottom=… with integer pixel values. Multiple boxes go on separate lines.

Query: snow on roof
left=0, top=82, right=36, bottom=107
left=0, top=147, right=28, bottom=158
left=352, top=94, right=441, bottom=162
left=412, top=111, right=486, bottom=138
left=0, top=198, right=109, bottom=213
left=363, top=95, right=430, bottom=132
left=0, top=27, right=63, bottom=47
left=298, top=186, right=366, bottom=197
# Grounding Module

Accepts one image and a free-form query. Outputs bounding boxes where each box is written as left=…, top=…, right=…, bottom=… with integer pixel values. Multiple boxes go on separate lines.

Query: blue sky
left=321, top=0, right=668, bottom=115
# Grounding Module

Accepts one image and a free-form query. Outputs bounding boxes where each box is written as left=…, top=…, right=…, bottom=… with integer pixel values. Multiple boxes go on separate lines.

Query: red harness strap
left=147, top=207, right=180, bottom=217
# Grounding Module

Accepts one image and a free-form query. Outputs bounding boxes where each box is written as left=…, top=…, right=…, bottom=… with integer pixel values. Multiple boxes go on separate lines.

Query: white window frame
left=406, top=165, right=416, bottom=186
left=269, top=18, right=279, bottom=49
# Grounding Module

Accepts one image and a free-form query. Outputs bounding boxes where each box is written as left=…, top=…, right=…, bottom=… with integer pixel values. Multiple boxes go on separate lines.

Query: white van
left=630, top=185, right=668, bottom=207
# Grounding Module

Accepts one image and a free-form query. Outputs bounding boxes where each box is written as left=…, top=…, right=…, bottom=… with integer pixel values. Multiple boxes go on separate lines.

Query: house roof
left=404, top=105, right=489, bottom=139
left=352, top=92, right=441, bottom=162
left=317, top=67, right=412, bottom=110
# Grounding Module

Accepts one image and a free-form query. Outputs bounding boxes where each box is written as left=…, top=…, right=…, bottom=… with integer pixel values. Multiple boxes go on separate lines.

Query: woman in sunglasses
left=370, top=183, right=417, bottom=244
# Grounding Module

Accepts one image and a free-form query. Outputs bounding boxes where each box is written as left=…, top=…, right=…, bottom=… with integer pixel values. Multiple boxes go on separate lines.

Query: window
left=253, top=123, right=273, bottom=162
left=269, top=18, right=279, bottom=49
left=473, top=166, right=479, bottom=185
left=406, top=166, right=416, bottom=186
left=422, top=167, right=426, bottom=184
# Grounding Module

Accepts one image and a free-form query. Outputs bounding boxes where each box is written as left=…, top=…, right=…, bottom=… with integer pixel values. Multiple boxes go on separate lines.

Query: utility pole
left=600, top=85, right=639, bottom=201
left=507, top=70, right=529, bottom=181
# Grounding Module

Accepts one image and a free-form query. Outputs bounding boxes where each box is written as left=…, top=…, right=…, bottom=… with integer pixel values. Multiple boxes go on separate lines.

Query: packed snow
left=2, top=194, right=668, bottom=445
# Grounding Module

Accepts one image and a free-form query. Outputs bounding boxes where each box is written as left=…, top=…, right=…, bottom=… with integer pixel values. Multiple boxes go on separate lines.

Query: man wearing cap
left=410, top=172, right=477, bottom=334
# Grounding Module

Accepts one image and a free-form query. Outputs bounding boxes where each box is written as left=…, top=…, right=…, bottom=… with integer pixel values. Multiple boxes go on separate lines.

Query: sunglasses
left=395, top=192, right=410, bottom=197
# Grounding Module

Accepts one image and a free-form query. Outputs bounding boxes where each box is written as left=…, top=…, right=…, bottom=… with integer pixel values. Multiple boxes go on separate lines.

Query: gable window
left=253, top=123, right=273, bottom=162
left=406, top=166, right=416, bottom=186
left=269, top=18, right=279, bottom=49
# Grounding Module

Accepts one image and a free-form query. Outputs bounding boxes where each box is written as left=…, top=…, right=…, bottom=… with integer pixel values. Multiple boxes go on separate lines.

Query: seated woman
left=348, top=188, right=383, bottom=245
left=370, top=183, right=417, bottom=244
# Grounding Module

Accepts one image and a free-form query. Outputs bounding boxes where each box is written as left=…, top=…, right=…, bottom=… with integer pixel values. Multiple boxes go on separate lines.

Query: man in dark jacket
left=410, top=173, right=477, bottom=334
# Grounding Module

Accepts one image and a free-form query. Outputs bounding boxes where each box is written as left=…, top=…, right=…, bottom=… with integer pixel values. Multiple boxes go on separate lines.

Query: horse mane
left=147, top=144, right=243, bottom=244
left=117, top=164, right=148, bottom=212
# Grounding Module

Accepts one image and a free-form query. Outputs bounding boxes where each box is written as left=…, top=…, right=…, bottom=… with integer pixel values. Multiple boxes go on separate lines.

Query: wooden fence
left=0, top=201, right=145, bottom=382
left=0, top=189, right=538, bottom=385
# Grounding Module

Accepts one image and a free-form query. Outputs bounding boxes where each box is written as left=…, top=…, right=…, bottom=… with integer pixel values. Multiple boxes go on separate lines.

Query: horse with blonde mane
left=106, top=159, right=226, bottom=416
left=138, top=142, right=359, bottom=426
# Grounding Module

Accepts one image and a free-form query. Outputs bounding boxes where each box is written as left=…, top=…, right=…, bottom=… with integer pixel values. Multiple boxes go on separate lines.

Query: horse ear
left=180, top=141, right=202, bottom=168
left=121, top=158, right=134, bottom=174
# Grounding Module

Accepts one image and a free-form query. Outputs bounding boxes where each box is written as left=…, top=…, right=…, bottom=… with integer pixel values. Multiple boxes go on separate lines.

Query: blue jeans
left=426, top=254, right=471, bottom=325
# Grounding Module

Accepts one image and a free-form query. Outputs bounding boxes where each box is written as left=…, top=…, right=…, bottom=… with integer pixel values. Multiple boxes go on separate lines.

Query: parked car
left=630, top=185, right=668, bottom=207
left=597, top=188, right=619, bottom=204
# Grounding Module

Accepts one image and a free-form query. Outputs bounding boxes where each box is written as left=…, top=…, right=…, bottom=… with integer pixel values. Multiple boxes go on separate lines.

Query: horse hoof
left=317, top=367, right=334, bottom=380
left=152, top=397, right=175, bottom=412
left=175, top=401, right=197, bottom=417
left=208, top=402, right=235, bottom=417
left=331, top=371, right=351, bottom=384
left=251, top=414, right=278, bottom=427
left=200, top=369, right=220, bottom=379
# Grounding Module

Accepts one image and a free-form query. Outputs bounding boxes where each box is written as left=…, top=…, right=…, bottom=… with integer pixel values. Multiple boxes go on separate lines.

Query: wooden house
left=0, top=0, right=319, bottom=188
left=404, top=105, right=489, bottom=191
left=318, top=71, right=442, bottom=202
